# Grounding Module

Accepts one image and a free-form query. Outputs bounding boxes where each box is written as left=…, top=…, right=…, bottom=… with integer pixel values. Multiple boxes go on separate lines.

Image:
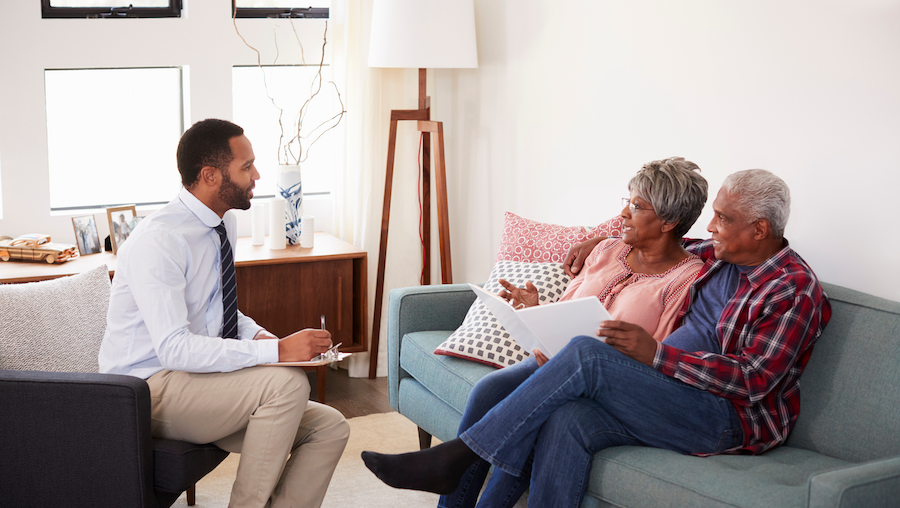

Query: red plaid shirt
left=653, top=239, right=831, bottom=455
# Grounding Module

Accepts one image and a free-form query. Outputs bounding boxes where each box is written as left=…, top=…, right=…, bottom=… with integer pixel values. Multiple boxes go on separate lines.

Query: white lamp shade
left=368, top=0, right=478, bottom=69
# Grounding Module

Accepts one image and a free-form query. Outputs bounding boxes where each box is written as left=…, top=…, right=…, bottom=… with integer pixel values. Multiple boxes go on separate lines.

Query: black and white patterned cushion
left=433, top=260, right=571, bottom=368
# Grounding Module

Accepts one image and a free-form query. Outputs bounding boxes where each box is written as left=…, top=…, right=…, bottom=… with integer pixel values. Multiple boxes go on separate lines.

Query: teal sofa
left=387, top=282, right=900, bottom=507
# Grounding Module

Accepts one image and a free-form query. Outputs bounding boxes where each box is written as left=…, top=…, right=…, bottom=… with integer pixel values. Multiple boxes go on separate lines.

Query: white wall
left=2, top=0, right=899, bottom=309
left=411, top=0, right=900, bottom=302
left=0, top=1, right=333, bottom=249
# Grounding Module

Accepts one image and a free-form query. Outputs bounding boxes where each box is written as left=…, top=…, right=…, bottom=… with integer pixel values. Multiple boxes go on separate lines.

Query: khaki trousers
left=147, top=366, right=350, bottom=508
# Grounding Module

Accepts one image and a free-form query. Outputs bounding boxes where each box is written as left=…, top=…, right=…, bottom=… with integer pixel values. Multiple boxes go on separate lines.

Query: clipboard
left=469, top=284, right=612, bottom=358
left=260, top=352, right=352, bottom=367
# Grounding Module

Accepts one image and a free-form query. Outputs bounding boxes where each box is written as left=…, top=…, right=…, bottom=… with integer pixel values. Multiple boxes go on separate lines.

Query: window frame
left=231, top=2, right=328, bottom=19
left=41, top=0, right=182, bottom=19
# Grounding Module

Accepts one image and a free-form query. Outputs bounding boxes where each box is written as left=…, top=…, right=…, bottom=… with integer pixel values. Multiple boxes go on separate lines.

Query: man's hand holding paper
left=599, top=320, right=658, bottom=366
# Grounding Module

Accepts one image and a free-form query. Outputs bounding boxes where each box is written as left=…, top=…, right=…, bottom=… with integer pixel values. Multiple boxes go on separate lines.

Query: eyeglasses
left=622, top=198, right=655, bottom=214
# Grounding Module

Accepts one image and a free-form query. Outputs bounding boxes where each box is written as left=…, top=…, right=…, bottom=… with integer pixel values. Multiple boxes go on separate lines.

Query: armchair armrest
left=0, top=370, right=156, bottom=507
left=386, top=284, right=476, bottom=410
left=808, top=456, right=900, bottom=508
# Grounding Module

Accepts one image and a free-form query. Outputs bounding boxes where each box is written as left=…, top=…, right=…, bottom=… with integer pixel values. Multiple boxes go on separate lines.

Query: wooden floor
left=317, top=367, right=393, bottom=418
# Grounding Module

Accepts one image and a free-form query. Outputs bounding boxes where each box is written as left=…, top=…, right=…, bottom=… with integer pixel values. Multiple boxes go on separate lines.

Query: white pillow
left=0, top=264, right=111, bottom=373
left=433, top=260, right=570, bottom=368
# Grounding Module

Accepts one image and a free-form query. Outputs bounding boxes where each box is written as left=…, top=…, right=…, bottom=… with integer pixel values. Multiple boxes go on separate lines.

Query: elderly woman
left=363, top=157, right=710, bottom=507
left=499, top=157, right=708, bottom=347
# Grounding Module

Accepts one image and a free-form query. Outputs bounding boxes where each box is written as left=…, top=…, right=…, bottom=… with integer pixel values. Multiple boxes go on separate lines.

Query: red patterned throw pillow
left=495, top=212, right=624, bottom=263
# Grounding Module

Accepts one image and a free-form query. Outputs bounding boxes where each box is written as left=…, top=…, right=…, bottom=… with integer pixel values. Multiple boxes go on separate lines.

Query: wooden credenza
left=232, top=234, right=368, bottom=354
left=0, top=233, right=369, bottom=401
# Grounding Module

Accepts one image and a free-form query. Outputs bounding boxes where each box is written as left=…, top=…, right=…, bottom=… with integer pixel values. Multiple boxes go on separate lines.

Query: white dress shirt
left=99, top=188, right=279, bottom=379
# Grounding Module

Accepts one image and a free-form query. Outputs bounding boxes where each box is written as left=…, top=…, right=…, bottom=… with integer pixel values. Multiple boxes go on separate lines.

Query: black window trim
left=41, top=0, right=182, bottom=19
left=232, top=2, right=328, bottom=19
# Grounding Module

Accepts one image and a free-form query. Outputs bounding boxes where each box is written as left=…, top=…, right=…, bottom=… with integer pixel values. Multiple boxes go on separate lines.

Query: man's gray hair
left=721, top=169, right=791, bottom=239
left=628, top=157, right=708, bottom=238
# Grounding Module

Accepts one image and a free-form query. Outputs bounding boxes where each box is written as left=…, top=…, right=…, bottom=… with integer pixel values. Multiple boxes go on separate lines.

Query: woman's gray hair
left=628, top=157, right=708, bottom=238
left=721, top=169, right=791, bottom=239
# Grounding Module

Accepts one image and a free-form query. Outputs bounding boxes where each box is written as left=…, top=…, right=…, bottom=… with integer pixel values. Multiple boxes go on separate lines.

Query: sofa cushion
left=495, top=212, right=623, bottom=264
left=398, top=379, right=464, bottom=444
left=0, top=264, right=111, bottom=373
left=784, top=282, right=900, bottom=463
left=153, top=438, right=229, bottom=494
left=587, top=445, right=851, bottom=508
left=402, top=330, right=495, bottom=415
left=433, top=260, right=570, bottom=368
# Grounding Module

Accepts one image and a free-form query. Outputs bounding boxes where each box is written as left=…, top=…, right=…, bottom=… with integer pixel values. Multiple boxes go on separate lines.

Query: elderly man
left=362, top=169, right=832, bottom=508
left=99, top=119, right=349, bottom=508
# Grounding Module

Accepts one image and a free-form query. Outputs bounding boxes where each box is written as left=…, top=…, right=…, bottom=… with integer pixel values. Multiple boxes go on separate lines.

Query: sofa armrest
left=808, top=456, right=900, bottom=508
left=0, top=369, right=156, bottom=507
left=386, top=284, right=476, bottom=410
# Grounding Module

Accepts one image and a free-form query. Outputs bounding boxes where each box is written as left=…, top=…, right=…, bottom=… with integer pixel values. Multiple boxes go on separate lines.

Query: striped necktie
left=214, top=222, right=239, bottom=339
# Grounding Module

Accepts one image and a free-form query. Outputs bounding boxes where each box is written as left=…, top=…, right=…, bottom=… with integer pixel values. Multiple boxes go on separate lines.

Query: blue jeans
left=441, top=336, right=743, bottom=508
left=438, top=357, right=539, bottom=508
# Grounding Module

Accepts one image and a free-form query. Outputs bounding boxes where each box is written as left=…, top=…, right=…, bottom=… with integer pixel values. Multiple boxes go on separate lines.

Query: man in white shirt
left=99, top=119, right=349, bottom=508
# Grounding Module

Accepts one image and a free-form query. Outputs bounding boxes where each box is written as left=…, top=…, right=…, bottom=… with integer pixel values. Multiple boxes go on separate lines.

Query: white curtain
left=330, top=0, right=382, bottom=378
left=332, top=0, right=430, bottom=378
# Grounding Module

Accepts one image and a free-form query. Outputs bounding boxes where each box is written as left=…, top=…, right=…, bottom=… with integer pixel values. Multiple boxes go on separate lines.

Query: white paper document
left=468, top=284, right=613, bottom=358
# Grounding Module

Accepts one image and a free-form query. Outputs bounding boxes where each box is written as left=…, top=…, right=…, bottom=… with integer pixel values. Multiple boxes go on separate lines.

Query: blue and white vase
left=277, top=164, right=303, bottom=245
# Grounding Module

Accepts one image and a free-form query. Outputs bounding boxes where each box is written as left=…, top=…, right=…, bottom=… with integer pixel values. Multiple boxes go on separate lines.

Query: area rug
left=174, top=411, right=444, bottom=507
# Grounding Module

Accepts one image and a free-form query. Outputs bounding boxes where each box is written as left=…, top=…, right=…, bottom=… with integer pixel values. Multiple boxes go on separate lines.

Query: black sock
left=361, top=437, right=479, bottom=495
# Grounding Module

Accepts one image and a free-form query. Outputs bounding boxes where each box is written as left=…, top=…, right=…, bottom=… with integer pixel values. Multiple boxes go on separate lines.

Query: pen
left=320, top=314, right=326, bottom=330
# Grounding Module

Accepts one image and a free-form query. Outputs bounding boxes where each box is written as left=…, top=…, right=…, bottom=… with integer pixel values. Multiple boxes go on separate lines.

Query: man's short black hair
left=176, top=119, right=244, bottom=188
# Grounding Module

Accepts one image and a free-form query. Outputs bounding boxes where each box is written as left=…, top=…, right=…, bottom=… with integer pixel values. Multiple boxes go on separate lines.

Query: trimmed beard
left=219, top=169, right=252, bottom=211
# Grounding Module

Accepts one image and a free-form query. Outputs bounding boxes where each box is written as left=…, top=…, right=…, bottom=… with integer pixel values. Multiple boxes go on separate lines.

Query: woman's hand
left=563, top=236, right=604, bottom=278
left=600, top=320, right=657, bottom=366
left=533, top=348, right=550, bottom=367
left=498, top=279, right=540, bottom=308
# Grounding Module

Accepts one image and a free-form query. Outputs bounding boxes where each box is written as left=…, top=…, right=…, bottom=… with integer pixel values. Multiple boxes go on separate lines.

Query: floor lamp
left=367, top=0, right=478, bottom=378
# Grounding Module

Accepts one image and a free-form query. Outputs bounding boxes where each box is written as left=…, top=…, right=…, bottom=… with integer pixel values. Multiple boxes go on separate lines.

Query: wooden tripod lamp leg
left=369, top=109, right=452, bottom=379
left=419, top=120, right=452, bottom=284
left=369, top=118, right=400, bottom=379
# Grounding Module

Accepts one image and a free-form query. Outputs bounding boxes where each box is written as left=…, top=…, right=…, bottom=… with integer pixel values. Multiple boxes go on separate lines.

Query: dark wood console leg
left=417, top=427, right=433, bottom=450
left=316, top=365, right=327, bottom=402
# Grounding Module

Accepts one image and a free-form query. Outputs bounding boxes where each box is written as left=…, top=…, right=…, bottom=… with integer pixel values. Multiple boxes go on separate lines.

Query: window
left=233, top=1, right=329, bottom=19
left=232, top=65, right=341, bottom=197
left=42, top=0, right=181, bottom=18
left=44, top=67, right=184, bottom=211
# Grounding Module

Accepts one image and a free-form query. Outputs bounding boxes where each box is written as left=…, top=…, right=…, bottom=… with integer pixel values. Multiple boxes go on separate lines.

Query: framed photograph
left=106, top=205, right=138, bottom=254
left=71, top=215, right=102, bottom=255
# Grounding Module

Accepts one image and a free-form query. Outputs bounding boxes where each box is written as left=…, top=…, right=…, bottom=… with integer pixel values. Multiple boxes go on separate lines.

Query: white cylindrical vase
left=268, top=197, right=286, bottom=250
left=251, top=201, right=266, bottom=245
left=300, top=215, right=314, bottom=248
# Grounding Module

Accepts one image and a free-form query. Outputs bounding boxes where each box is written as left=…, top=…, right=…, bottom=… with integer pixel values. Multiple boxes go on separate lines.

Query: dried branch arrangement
left=233, top=12, right=346, bottom=166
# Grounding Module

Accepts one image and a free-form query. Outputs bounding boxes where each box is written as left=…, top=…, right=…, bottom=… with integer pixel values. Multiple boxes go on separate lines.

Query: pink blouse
left=559, top=239, right=703, bottom=341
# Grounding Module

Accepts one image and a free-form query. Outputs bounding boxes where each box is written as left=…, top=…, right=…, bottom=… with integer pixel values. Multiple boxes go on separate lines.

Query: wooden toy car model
left=0, top=234, right=79, bottom=264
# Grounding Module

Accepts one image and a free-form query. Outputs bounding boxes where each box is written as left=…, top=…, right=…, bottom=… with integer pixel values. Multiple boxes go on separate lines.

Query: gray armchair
left=0, top=265, right=228, bottom=507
